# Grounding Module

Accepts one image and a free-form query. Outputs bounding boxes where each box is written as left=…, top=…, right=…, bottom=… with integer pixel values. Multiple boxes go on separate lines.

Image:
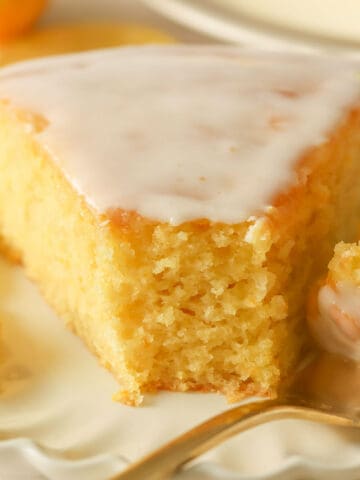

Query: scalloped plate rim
left=2, top=436, right=360, bottom=479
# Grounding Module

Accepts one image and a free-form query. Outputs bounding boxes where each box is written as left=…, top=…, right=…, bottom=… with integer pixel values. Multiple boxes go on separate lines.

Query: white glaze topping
left=309, top=281, right=360, bottom=360
left=0, top=46, right=359, bottom=224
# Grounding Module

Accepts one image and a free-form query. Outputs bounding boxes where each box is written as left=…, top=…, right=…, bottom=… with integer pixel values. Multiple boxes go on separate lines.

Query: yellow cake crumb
left=327, top=241, right=360, bottom=285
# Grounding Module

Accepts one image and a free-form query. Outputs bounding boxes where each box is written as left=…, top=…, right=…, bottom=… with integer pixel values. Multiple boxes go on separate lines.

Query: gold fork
left=112, top=351, right=360, bottom=480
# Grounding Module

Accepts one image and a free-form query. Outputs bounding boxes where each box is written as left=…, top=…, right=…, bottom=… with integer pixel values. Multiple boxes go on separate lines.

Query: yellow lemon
left=0, top=0, right=47, bottom=41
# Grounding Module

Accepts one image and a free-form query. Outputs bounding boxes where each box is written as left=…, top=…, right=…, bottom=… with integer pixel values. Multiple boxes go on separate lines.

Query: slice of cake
left=308, top=241, right=360, bottom=360
left=0, top=46, right=359, bottom=405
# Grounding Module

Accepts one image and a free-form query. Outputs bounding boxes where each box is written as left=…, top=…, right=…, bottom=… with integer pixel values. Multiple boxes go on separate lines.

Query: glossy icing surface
left=0, top=46, right=359, bottom=224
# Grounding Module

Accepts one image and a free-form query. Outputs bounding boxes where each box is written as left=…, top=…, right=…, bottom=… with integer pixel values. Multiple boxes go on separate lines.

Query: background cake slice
left=308, top=241, right=360, bottom=360
left=0, top=46, right=359, bottom=405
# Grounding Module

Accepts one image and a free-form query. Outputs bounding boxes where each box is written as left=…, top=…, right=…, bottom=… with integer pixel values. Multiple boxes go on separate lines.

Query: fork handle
left=111, top=398, right=290, bottom=480
left=111, top=398, right=351, bottom=480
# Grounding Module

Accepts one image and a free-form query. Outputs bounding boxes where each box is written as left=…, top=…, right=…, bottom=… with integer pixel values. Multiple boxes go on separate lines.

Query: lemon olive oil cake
left=0, top=47, right=359, bottom=405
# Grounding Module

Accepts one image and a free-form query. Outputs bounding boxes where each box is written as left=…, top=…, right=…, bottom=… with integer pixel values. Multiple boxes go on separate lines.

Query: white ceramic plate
left=142, top=0, right=360, bottom=56
left=1, top=260, right=360, bottom=480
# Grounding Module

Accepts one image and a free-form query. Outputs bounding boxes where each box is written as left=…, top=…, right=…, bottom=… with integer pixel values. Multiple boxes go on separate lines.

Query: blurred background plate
left=142, top=0, right=360, bottom=55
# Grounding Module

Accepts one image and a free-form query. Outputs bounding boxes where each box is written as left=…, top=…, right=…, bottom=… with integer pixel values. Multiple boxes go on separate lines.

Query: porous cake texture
left=0, top=47, right=359, bottom=405
left=326, top=242, right=360, bottom=286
